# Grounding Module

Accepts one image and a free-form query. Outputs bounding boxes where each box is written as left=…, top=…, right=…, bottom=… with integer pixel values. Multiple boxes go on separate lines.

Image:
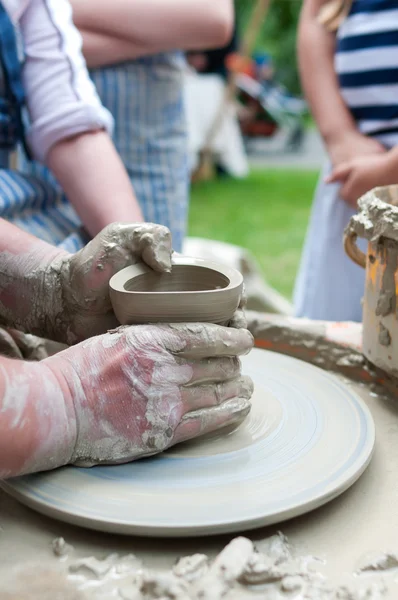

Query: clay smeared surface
left=2, top=533, right=384, bottom=599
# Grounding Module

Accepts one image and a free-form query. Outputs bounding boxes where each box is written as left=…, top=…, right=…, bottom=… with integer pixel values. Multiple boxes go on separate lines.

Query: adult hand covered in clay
left=54, top=222, right=172, bottom=344
left=0, top=323, right=254, bottom=477
left=0, top=220, right=173, bottom=345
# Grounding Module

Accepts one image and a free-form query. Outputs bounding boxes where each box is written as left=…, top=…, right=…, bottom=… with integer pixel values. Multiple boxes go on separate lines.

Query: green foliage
left=235, top=0, right=302, bottom=95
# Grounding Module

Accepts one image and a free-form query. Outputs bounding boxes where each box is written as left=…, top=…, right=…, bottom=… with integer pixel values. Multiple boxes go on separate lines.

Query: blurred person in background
left=187, top=21, right=238, bottom=81
left=294, top=0, right=398, bottom=322
left=19, top=0, right=235, bottom=253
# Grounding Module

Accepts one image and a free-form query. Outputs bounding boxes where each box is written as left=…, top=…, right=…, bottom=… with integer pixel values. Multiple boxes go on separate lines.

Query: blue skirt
left=0, top=168, right=87, bottom=252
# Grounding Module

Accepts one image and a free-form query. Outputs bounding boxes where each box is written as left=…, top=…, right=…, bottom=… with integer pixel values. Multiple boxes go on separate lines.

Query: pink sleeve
left=17, top=0, right=114, bottom=163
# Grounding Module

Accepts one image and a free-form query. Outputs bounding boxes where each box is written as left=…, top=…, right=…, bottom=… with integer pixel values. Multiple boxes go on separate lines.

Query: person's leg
left=89, top=53, right=189, bottom=252
left=293, top=161, right=366, bottom=322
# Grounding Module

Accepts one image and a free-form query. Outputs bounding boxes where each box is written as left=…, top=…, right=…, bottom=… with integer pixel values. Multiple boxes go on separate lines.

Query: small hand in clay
left=55, top=222, right=173, bottom=343
left=0, top=323, right=254, bottom=477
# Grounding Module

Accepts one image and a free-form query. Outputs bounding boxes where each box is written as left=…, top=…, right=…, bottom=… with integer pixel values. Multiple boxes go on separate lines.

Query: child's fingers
left=325, top=162, right=352, bottom=184
left=340, top=176, right=360, bottom=208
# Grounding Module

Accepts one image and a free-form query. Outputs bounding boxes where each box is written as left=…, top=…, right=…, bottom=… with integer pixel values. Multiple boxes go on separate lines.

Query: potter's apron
left=19, top=54, right=189, bottom=253
left=0, top=2, right=87, bottom=253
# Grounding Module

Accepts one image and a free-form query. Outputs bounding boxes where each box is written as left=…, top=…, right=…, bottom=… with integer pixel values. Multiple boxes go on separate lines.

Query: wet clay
left=52, top=537, right=74, bottom=558
left=345, top=189, right=398, bottom=377
left=0, top=222, right=172, bottom=346
left=347, top=188, right=398, bottom=245
left=245, top=311, right=366, bottom=377
left=357, top=552, right=398, bottom=574
left=378, top=324, right=391, bottom=347
left=109, top=257, right=243, bottom=326
left=15, top=532, right=387, bottom=600
left=345, top=192, right=398, bottom=321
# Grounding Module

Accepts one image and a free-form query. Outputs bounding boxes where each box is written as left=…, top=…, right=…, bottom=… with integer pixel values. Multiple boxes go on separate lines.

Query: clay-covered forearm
left=298, top=0, right=356, bottom=145
left=47, top=131, right=143, bottom=238
left=71, top=0, right=233, bottom=50
left=0, top=356, right=75, bottom=479
left=0, top=220, right=71, bottom=340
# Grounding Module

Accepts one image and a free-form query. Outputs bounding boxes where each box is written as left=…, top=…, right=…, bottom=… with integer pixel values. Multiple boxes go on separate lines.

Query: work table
left=1, top=376, right=397, bottom=599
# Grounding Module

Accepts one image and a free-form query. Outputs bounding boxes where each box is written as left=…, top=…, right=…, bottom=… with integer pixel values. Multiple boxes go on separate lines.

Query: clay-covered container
left=109, top=256, right=243, bottom=325
left=344, top=185, right=398, bottom=377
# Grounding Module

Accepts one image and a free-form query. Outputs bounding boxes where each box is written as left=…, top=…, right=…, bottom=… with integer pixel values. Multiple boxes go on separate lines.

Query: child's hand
left=326, top=153, right=397, bottom=208
left=54, top=222, right=173, bottom=344
left=327, top=131, right=386, bottom=167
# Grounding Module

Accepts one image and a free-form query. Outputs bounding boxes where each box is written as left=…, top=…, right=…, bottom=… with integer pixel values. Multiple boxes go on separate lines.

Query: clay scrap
left=50, top=532, right=390, bottom=600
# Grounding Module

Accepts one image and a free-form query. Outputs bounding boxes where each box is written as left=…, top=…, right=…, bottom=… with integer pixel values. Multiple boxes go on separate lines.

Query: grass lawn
left=189, top=168, right=319, bottom=300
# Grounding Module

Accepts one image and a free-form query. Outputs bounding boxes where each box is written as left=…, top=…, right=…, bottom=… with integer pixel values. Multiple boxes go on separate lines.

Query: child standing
left=294, top=0, right=398, bottom=321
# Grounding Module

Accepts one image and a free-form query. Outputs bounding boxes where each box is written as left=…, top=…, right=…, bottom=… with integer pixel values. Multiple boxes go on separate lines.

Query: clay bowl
left=109, top=256, right=243, bottom=325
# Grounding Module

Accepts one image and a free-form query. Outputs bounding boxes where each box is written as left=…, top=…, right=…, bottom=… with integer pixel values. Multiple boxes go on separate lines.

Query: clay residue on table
left=357, top=552, right=398, bottom=574
left=246, top=311, right=366, bottom=378
left=0, top=532, right=379, bottom=599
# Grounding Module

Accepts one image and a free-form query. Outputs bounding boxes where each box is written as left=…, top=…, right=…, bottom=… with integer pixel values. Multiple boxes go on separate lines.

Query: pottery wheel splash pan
left=1, top=349, right=375, bottom=537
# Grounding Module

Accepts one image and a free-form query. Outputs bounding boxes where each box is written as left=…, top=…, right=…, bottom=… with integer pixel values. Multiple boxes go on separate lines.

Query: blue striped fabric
left=335, top=0, right=398, bottom=147
left=0, top=170, right=86, bottom=250
left=19, top=53, right=189, bottom=253
left=0, top=4, right=84, bottom=253
left=0, top=2, right=30, bottom=156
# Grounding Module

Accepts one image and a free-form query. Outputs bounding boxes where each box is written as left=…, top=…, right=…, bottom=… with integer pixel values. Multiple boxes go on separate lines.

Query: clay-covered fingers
left=181, top=356, right=242, bottom=384
left=132, top=223, right=173, bottom=273
left=180, top=375, right=253, bottom=412
left=168, top=323, right=254, bottom=359
left=228, top=283, right=247, bottom=329
left=228, top=309, right=247, bottom=329
left=173, top=396, right=252, bottom=446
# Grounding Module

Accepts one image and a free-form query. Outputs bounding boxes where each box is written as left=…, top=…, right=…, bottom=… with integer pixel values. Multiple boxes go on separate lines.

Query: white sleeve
left=17, top=0, right=114, bottom=163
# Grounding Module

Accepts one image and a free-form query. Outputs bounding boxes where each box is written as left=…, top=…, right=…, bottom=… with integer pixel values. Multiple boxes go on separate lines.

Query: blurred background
left=184, top=0, right=325, bottom=303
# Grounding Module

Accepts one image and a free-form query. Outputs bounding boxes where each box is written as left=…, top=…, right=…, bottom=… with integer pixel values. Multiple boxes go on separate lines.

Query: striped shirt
left=335, top=0, right=398, bottom=147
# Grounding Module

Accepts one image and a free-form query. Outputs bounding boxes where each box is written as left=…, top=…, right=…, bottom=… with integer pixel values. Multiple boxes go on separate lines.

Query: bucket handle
left=344, top=230, right=366, bottom=269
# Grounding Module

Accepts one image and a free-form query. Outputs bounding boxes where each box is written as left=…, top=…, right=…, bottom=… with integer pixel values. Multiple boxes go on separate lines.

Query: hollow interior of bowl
left=124, top=265, right=230, bottom=293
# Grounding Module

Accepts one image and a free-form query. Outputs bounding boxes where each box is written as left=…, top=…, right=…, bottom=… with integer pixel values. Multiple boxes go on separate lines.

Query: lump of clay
left=172, top=554, right=209, bottom=582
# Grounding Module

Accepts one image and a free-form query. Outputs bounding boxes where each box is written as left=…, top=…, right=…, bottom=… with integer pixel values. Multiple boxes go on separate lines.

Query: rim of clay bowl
left=359, top=184, right=398, bottom=211
left=109, top=256, right=243, bottom=296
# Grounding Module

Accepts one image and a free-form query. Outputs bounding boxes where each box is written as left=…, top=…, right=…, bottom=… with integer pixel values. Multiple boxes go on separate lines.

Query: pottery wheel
left=1, top=349, right=375, bottom=537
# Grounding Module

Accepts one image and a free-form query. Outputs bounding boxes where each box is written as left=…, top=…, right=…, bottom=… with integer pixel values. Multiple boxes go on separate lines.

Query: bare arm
left=71, top=0, right=233, bottom=54
left=47, top=131, right=143, bottom=237
left=299, top=0, right=386, bottom=165
left=18, top=0, right=143, bottom=235
left=298, top=0, right=357, bottom=146
left=0, top=356, right=75, bottom=479
left=77, top=30, right=162, bottom=67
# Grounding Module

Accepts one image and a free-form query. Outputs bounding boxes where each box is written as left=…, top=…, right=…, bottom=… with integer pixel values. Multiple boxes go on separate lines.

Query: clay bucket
left=344, top=185, right=398, bottom=376
left=109, top=256, right=243, bottom=325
